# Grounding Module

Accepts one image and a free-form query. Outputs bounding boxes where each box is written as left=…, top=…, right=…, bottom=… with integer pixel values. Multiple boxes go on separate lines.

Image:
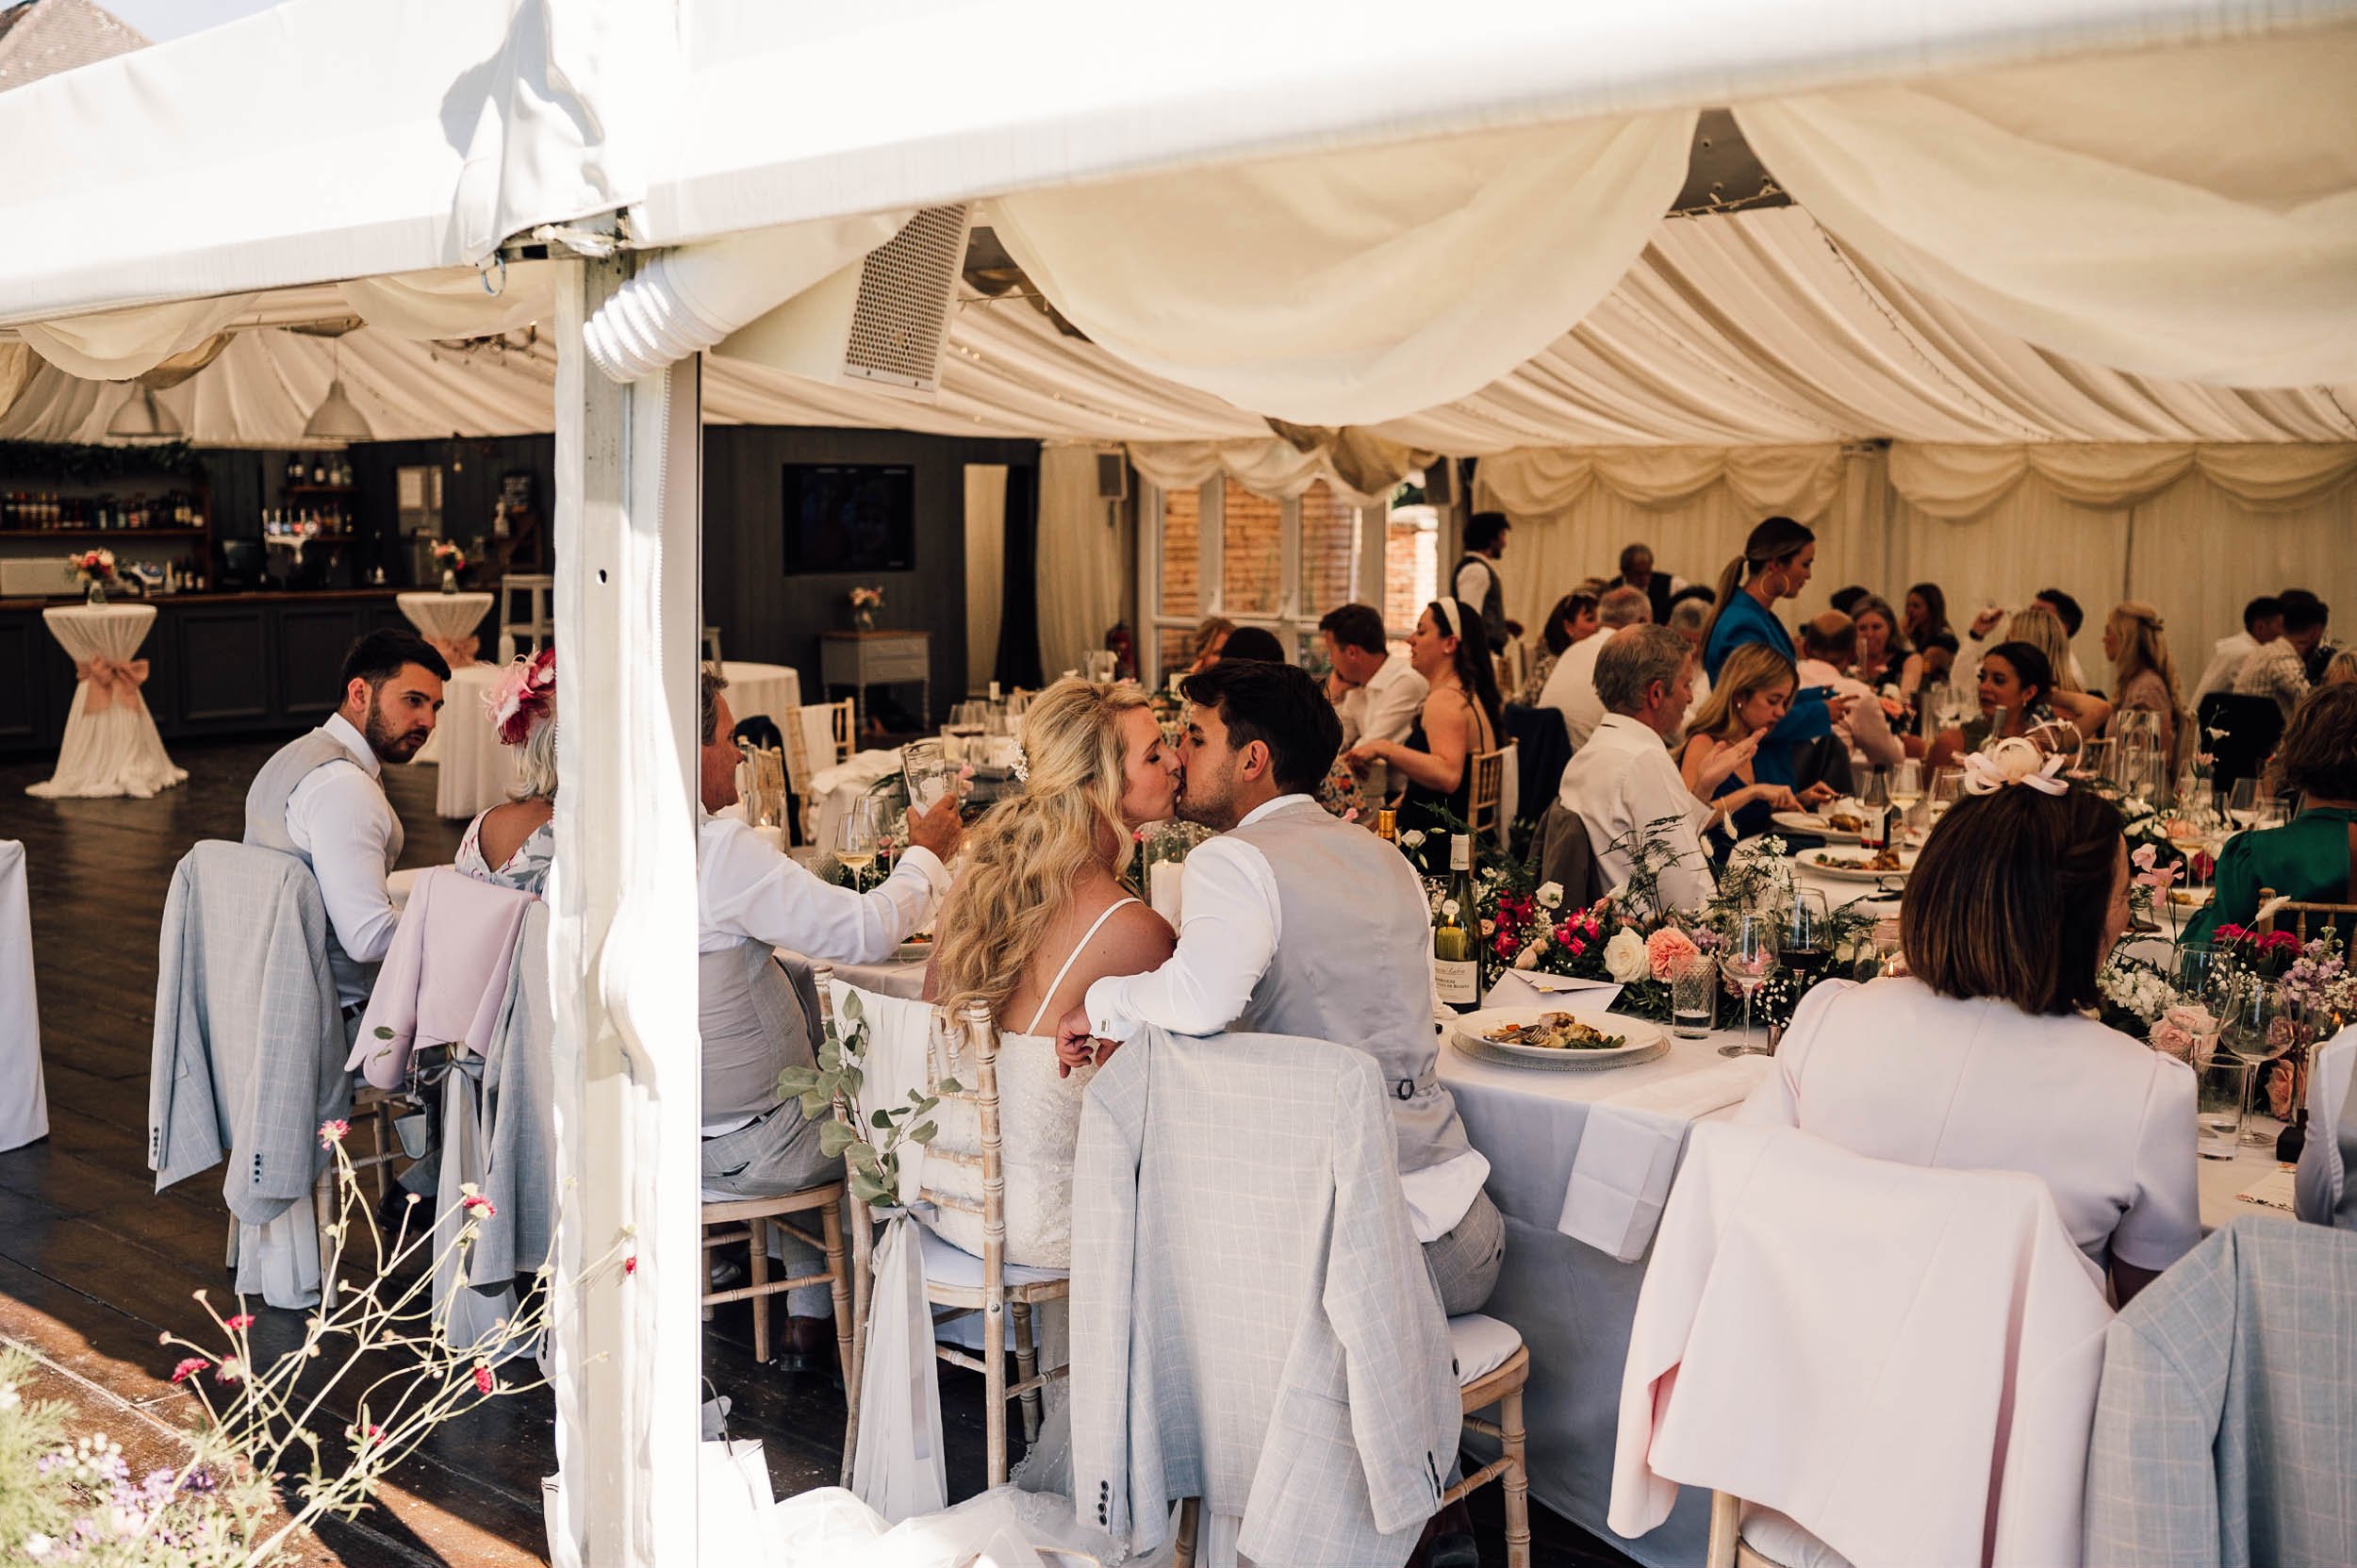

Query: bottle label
left=1449, top=834, right=1472, bottom=871
left=1436, top=959, right=1478, bottom=1006
left=1859, top=806, right=1887, bottom=850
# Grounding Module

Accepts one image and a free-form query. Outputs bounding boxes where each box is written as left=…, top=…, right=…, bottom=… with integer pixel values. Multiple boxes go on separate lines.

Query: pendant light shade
left=303, top=338, right=373, bottom=440
left=106, top=385, right=182, bottom=439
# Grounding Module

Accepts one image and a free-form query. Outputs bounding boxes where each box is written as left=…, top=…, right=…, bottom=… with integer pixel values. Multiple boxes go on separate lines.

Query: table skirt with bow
left=396, top=592, right=492, bottom=767
left=26, top=604, right=187, bottom=800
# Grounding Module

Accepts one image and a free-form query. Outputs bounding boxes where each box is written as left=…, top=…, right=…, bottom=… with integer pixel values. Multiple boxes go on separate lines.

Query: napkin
left=1484, top=970, right=1621, bottom=1010
left=1558, top=1057, right=1772, bottom=1262
left=810, top=748, right=902, bottom=798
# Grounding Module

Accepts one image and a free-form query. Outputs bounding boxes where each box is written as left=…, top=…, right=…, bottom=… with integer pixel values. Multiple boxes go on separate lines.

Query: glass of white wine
left=1926, top=766, right=1965, bottom=834
left=835, top=794, right=883, bottom=890
left=1885, top=759, right=1922, bottom=844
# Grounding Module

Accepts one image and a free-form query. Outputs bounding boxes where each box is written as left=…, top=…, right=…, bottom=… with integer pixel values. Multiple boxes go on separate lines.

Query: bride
left=923, top=676, right=1179, bottom=1267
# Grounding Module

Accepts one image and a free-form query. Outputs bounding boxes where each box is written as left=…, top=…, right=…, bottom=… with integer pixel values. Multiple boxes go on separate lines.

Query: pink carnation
left=170, top=1358, right=209, bottom=1383
left=222, top=1314, right=255, bottom=1332
left=318, top=1119, right=350, bottom=1148
left=1646, top=927, right=1701, bottom=982
left=472, top=1363, right=496, bottom=1396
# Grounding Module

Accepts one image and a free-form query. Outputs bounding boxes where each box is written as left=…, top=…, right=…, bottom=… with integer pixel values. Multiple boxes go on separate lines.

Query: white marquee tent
left=5, top=1, right=2356, bottom=1561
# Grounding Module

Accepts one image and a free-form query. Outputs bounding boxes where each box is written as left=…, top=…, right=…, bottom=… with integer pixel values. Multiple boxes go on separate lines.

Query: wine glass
left=1084, top=649, right=1119, bottom=685
left=1716, top=912, right=1781, bottom=1058
left=1885, top=759, right=1922, bottom=843
left=1927, top=767, right=1965, bottom=834
left=2070, top=736, right=2113, bottom=784
left=2218, top=979, right=2296, bottom=1147
left=900, top=737, right=957, bottom=814
left=1782, top=889, right=1833, bottom=982
left=834, top=794, right=883, bottom=890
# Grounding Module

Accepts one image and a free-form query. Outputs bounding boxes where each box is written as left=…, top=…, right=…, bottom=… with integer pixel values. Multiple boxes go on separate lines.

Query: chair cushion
left=1447, top=1312, right=1522, bottom=1387
left=918, top=1221, right=1069, bottom=1289
left=1740, top=1506, right=1855, bottom=1568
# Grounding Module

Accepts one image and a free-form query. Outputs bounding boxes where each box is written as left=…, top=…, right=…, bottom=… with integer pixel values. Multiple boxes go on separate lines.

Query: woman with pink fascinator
left=456, top=647, right=557, bottom=895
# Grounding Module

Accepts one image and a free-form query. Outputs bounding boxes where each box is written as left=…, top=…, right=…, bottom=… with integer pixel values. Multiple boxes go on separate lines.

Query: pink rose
left=1646, top=927, right=1701, bottom=982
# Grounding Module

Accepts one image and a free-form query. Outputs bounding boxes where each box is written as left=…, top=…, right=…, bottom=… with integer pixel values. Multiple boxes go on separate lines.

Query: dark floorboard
left=0, top=734, right=1633, bottom=1567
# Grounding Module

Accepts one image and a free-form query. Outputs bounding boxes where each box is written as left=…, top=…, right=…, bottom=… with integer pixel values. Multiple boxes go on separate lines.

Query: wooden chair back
left=2256, top=883, right=2357, bottom=942
left=782, top=699, right=858, bottom=844
left=1469, top=748, right=1508, bottom=839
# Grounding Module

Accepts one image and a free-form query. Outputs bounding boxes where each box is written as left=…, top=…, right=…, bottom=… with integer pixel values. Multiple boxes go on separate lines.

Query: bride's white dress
left=920, top=898, right=1133, bottom=1269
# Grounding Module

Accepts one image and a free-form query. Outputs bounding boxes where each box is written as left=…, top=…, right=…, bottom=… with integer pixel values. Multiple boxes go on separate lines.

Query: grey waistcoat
left=2336, top=1063, right=2357, bottom=1230
left=243, top=726, right=401, bottom=1006
left=1227, top=801, right=1473, bottom=1175
left=699, top=942, right=816, bottom=1121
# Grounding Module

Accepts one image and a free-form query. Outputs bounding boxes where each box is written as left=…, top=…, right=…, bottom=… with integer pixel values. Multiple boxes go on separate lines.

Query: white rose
left=1535, top=881, right=1564, bottom=910
left=1400, top=829, right=1426, bottom=849
left=1604, top=928, right=1649, bottom=982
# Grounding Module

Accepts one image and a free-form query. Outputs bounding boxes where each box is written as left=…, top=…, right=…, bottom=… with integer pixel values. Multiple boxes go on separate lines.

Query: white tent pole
left=547, top=255, right=705, bottom=1567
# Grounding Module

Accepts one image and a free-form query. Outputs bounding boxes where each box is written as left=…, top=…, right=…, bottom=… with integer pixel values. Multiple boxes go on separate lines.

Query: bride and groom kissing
left=931, top=659, right=1501, bottom=1316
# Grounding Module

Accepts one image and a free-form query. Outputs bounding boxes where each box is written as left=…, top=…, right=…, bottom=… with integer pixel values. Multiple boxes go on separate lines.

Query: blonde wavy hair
left=2004, top=604, right=2081, bottom=693
left=930, top=678, right=1154, bottom=1027
left=1685, top=643, right=1796, bottom=743
left=2105, top=599, right=2186, bottom=723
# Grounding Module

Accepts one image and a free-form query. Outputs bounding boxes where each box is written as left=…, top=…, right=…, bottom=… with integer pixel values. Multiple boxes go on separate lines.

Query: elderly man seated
left=1555, top=624, right=1732, bottom=912
left=1538, top=585, right=1652, bottom=749
left=695, top=668, right=964, bottom=1365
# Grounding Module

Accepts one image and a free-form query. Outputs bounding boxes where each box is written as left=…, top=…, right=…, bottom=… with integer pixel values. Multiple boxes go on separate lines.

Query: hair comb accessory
left=1959, top=737, right=2069, bottom=797
left=485, top=646, right=556, bottom=745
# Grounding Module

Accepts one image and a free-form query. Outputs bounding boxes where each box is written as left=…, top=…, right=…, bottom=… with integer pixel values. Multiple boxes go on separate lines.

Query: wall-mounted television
left=781, top=462, right=915, bottom=575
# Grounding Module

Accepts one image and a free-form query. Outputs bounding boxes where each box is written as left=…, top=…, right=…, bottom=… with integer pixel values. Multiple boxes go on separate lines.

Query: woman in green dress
left=2186, top=684, right=2357, bottom=944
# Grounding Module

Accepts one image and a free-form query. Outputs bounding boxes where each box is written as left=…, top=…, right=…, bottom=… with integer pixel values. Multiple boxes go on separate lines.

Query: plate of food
left=895, top=932, right=936, bottom=963
left=1451, top=1007, right=1669, bottom=1071
left=1772, top=802, right=1866, bottom=842
left=1805, top=845, right=1917, bottom=883
left=2168, top=885, right=2215, bottom=909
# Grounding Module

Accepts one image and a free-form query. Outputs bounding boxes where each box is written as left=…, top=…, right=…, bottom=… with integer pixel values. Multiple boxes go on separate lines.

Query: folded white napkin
left=810, top=748, right=901, bottom=798
left=1484, top=970, right=1622, bottom=1010
left=1558, top=1058, right=1772, bottom=1262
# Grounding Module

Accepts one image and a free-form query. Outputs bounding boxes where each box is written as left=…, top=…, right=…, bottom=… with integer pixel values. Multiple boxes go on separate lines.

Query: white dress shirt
left=1556, top=714, right=1717, bottom=912
left=2192, top=630, right=2258, bottom=703
left=697, top=813, right=948, bottom=959
left=1536, top=626, right=1619, bottom=749
left=1454, top=556, right=1499, bottom=616
left=283, top=713, right=401, bottom=1008
left=1339, top=649, right=1427, bottom=802
left=1739, top=975, right=2201, bottom=1272
left=1081, top=793, right=1489, bottom=1242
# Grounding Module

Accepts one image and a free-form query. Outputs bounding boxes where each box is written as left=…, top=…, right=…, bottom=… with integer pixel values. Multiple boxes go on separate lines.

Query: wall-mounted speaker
left=716, top=205, right=972, bottom=400
left=1095, top=450, right=1129, bottom=502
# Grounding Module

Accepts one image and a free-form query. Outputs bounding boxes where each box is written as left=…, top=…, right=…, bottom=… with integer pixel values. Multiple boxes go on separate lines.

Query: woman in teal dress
left=2186, top=684, right=2357, bottom=944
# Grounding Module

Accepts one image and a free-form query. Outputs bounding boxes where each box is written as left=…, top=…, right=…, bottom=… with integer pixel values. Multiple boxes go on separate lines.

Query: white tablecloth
left=398, top=592, right=493, bottom=767
left=25, top=604, right=186, bottom=800
left=721, top=660, right=800, bottom=729
left=0, top=841, right=46, bottom=1152
left=434, top=664, right=518, bottom=820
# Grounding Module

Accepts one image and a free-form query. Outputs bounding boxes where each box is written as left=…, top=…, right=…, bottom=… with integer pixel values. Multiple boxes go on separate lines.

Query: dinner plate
left=1451, top=1006, right=1668, bottom=1071
left=2168, top=886, right=2216, bottom=909
left=1803, top=848, right=1919, bottom=883
left=895, top=936, right=936, bottom=963
left=1771, top=810, right=1860, bottom=843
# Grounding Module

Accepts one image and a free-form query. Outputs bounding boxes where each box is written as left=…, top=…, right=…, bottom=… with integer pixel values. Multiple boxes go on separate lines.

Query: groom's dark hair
left=1180, top=660, right=1341, bottom=796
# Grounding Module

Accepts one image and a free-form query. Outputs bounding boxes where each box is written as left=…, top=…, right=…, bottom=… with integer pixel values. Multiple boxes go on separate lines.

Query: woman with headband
left=1344, top=597, right=1504, bottom=837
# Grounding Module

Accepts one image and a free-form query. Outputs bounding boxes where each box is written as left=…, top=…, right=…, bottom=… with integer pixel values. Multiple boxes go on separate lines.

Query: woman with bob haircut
left=1740, top=776, right=2200, bottom=1303
left=2185, top=683, right=2357, bottom=946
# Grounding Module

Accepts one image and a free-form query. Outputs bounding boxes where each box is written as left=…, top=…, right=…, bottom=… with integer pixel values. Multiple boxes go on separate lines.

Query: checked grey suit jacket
left=149, top=841, right=351, bottom=1222
left=1070, top=1027, right=1460, bottom=1568
left=2084, top=1214, right=2357, bottom=1567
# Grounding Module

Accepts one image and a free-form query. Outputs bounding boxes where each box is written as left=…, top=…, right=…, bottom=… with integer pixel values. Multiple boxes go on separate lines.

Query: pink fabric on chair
left=349, top=868, right=536, bottom=1089
left=1608, top=1123, right=2113, bottom=1568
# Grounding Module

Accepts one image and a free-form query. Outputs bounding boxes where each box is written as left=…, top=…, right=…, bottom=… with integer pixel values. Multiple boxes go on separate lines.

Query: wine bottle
left=1434, top=833, right=1479, bottom=1013
left=1857, top=767, right=1890, bottom=851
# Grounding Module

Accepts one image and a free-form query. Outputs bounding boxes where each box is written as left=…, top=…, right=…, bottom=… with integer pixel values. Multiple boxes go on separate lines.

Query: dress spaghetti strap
left=1022, top=896, right=1142, bottom=1036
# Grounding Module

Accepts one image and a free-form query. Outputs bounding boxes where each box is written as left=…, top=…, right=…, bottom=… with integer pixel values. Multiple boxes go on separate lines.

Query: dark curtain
left=992, top=462, right=1044, bottom=690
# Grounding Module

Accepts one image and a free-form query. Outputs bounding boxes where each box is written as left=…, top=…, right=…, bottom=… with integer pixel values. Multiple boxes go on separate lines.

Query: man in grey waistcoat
left=244, top=627, right=449, bottom=1039
left=693, top=668, right=964, bottom=1367
left=1062, top=659, right=1504, bottom=1316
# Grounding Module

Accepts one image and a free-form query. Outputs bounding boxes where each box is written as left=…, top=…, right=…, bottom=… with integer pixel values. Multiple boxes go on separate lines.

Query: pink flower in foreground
left=222, top=1314, right=254, bottom=1332
left=170, top=1358, right=209, bottom=1383
left=472, top=1363, right=496, bottom=1396
left=623, top=1255, right=637, bottom=1276
left=1646, top=927, right=1701, bottom=982
left=318, top=1119, right=350, bottom=1148
left=460, top=1194, right=496, bottom=1219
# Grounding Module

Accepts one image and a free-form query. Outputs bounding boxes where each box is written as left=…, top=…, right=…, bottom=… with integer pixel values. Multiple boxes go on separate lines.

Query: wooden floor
left=0, top=734, right=1634, bottom=1567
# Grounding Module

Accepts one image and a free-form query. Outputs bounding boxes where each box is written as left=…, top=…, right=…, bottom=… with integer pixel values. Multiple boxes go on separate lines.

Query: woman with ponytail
left=1344, top=597, right=1502, bottom=835
left=1700, top=516, right=1843, bottom=746
left=924, top=677, right=1179, bottom=1264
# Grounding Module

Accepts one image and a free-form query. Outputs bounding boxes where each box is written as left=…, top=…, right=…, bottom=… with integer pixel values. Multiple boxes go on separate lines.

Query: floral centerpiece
left=68, top=548, right=115, bottom=604
left=429, top=538, right=468, bottom=591
left=849, top=586, right=884, bottom=632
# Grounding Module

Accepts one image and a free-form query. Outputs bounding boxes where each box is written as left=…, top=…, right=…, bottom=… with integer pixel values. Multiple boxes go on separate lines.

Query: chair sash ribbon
left=424, top=632, right=479, bottom=668
left=74, top=654, right=150, bottom=713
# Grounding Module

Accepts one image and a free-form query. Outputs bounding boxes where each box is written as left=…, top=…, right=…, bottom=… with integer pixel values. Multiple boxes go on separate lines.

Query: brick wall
left=1220, top=481, right=1284, bottom=615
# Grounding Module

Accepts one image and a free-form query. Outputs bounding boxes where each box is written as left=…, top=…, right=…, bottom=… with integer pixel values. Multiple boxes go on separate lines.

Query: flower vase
left=440, top=569, right=458, bottom=594
left=83, top=578, right=107, bottom=605
left=853, top=607, right=877, bottom=632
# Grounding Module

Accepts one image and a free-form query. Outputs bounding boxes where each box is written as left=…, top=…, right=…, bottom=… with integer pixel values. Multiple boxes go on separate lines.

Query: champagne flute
left=835, top=794, right=883, bottom=889
left=1717, top=913, right=1780, bottom=1058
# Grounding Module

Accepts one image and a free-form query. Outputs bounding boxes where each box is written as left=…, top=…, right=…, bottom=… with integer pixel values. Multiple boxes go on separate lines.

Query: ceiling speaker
left=716, top=205, right=972, bottom=400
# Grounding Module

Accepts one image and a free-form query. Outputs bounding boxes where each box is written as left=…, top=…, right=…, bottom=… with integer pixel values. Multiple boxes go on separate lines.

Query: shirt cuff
left=894, top=846, right=951, bottom=898
left=1082, top=976, right=1141, bottom=1043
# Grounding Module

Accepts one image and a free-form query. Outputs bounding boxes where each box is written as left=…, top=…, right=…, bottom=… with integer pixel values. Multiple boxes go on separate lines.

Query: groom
left=1057, top=659, right=1503, bottom=1316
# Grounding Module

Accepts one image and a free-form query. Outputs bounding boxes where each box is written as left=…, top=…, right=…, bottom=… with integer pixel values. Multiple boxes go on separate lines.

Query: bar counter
left=0, top=587, right=486, bottom=759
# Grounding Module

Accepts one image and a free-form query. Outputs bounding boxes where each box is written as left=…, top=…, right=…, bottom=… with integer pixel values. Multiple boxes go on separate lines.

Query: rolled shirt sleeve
left=288, top=765, right=402, bottom=966
left=697, top=814, right=946, bottom=962
left=1084, top=835, right=1278, bottom=1042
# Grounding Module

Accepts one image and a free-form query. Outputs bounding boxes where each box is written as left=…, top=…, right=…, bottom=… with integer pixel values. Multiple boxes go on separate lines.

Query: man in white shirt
left=1452, top=511, right=1516, bottom=653
left=1556, top=625, right=1724, bottom=913
left=1539, top=585, right=1651, bottom=748
left=2193, top=595, right=2283, bottom=703
left=1318, top=602, right=1426, bottom=804
left=244, top=629, right=449, bottom=1026
left=696, top=668, right=964, bottom=1362
left=1056, top=660, right=1503, bottom=1317
left=2234, top=592, right=2328, bottom=718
